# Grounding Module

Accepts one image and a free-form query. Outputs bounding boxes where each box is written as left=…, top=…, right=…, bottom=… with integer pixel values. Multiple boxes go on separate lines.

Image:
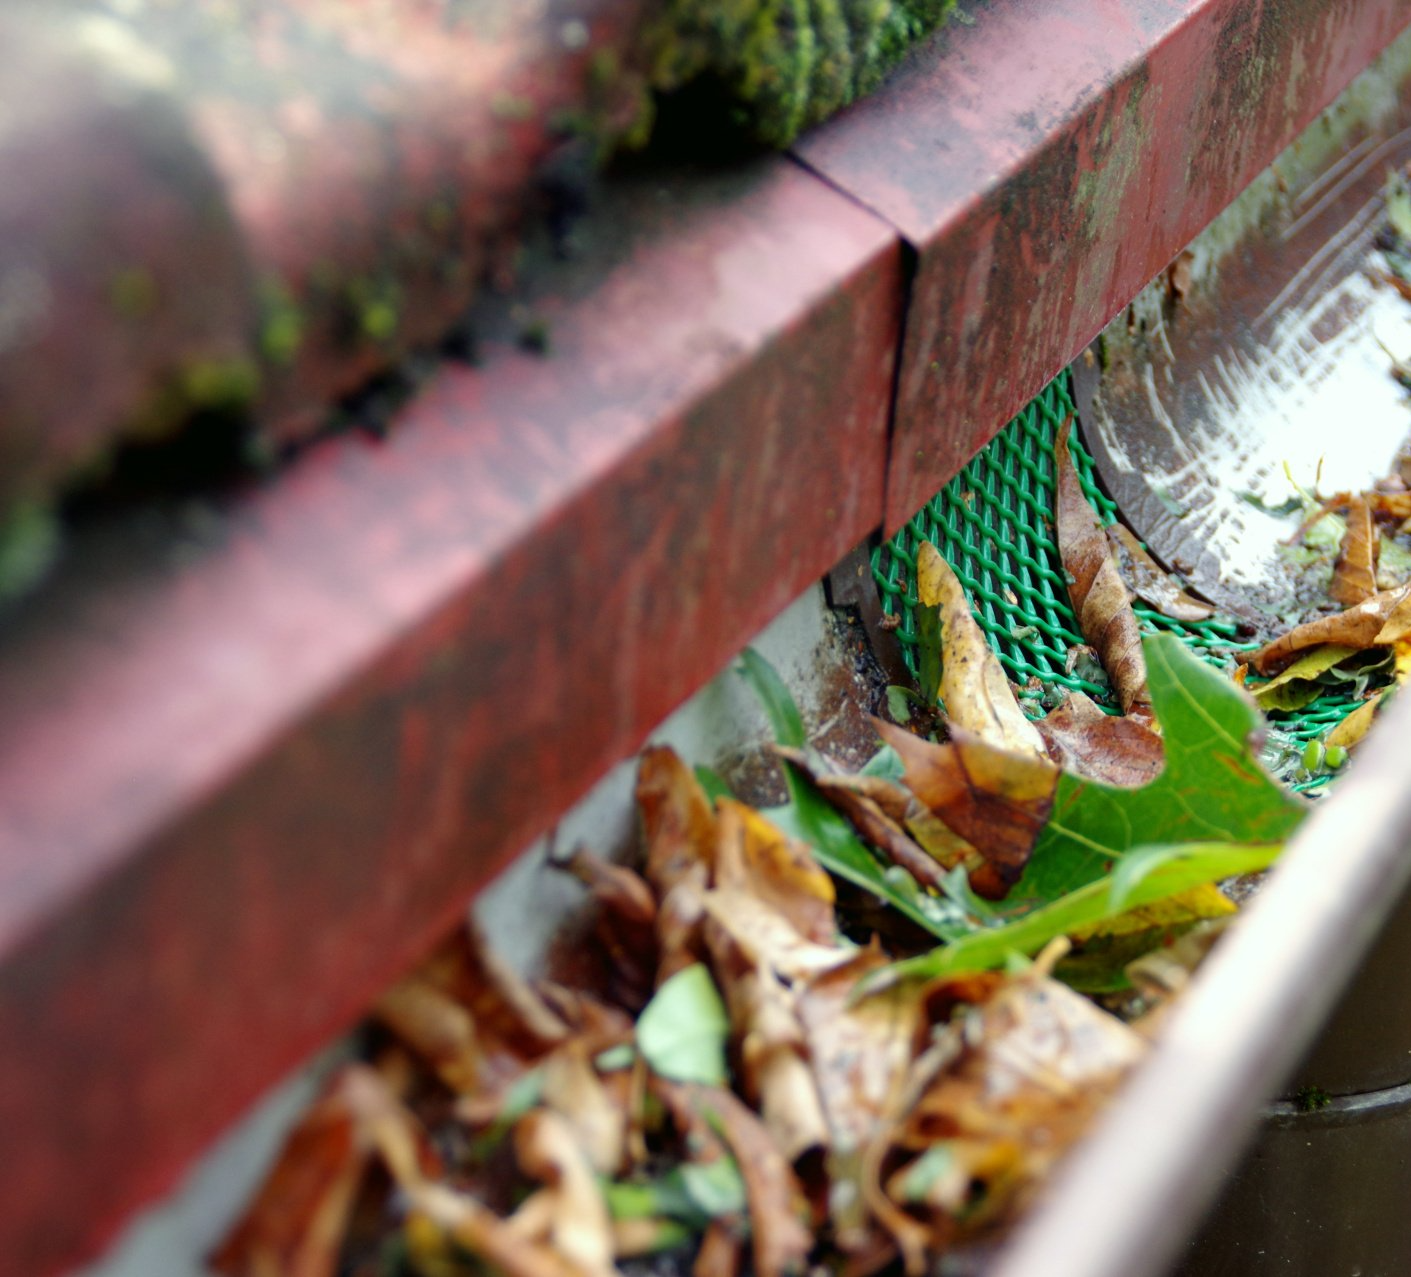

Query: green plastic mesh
left=870, top=371, right=1366, bottom=792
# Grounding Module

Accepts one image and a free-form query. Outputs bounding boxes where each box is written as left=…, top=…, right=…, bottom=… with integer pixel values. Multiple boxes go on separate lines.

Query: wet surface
left=1084, top=114, right=1411, bottom=624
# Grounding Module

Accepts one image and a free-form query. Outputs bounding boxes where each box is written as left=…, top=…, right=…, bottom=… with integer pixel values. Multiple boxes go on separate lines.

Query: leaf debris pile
left=217, top=422, right=1316, bottom=1277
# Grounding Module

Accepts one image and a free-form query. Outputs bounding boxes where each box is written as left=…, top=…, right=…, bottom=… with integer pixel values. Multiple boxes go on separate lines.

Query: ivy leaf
left=736, top=650, right=966, bottom=940
left=1016, top=636, right=1306, bottom=901
left=636, top=964, right=730, bottom=1085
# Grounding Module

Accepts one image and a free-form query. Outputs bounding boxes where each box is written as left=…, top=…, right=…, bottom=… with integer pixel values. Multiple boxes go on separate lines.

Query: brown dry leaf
left=637, top=746, right=718, bottom=981
left=917, top=541, right=1047, bottom=758
left=374, top=922, right=568, bottom=1104
left=559, top=848, right=659, bottom=1009
left=511, top=1109, right=620, bottom=1277
left=701, top=887, right=852, bottom=983
left=1251, top=583, right=1411, bottom=674
left=655, top=1080, right=813, bottom=1277
left=1326, top=695, right=1382, bottom=749
left=774, top=747, right=950, bottom=890
left=541, top=1042, right=629, bottom=1177
left=407, top=1183, right=586, bottom=1277
left=714, top=797, right=837, bottom=944
left=1331, top=494, right=1380, bottom=605
left=213, top=1065, right=440, bottom=1277
left=693, top=1220, right=746, bottom=1277
left=1105, top=523, right=1215, bottom=621
left=1055, top=419, right=1151, bottom=714
left=881, top=970, right=1146, bottom=1259
left=1322, top=633, right=1411, bottom=750
left=875, top=719, right=1060, bottom=900
left=709, top=945, right=829, bottom=1162
left=795, top=944, right=922, bottom=1156
left=1126, top=919, right=1231, bottom=1040
left=1034, top=691, right=1165, bottom=787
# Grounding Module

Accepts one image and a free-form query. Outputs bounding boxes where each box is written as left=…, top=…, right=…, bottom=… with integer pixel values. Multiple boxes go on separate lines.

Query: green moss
left=179, top=357, right=261, bottom=409
left=1293, top=1085, right=1331, bottom=1113
left=0, top=497, right=60, bottom=602
left=637, top=0, right=958, bottom=148
left=345, top=278, right=402, bottom=346
left=258, top=280, right=305, bottom=367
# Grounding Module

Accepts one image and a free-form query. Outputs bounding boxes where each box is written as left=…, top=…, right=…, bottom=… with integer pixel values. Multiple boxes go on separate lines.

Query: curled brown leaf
left=654, top=1080, right=813, bottom=1277
left=875, top=720, right=1059, bottom=900
left=212, top=1065, right=440, bottom=1277
left=1251, top=583, right=1411, bottom=674
left=1055, top=419, right=1151, bottom=714
left=774, top=747, right=950, bottom=891
left=637, top=746, right=718, bottom=981
left=1035, top=692, right=1164, bottom=787
left=1331, top=494, right=1379, bottom=605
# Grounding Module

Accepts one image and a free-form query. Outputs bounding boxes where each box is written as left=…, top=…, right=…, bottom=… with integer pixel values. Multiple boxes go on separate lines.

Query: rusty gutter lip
left=3, top=2, right=1411, bottom=1272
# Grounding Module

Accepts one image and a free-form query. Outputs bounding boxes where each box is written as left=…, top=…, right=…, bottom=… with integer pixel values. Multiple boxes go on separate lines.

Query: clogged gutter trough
left=3, top=2, right=1411, bottom=1274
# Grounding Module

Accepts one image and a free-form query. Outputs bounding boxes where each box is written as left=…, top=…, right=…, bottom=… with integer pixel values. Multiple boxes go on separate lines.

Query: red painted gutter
left=1, top=0, right=1408, bottom=1272
left=0, top=160, right=901, bottom=1277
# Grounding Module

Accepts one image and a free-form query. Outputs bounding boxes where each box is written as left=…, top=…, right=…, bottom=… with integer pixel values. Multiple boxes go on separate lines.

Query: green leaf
left=1015, top=636, right=1306, bottom=901
left=736, top=652, right=960, bottom=939
left=636, top=964, right=730, bottom=1085
left=1249, top=644, right=1359, bottom=712
left=877, top=840, right=1282, bottom=981
left=594, top=1043, right=636, bottom=1072
left=737, top=648, right=806, bottom=749
left=694, top=765, right=734, bottom=803
left=916, top=592, right=943, bottom=705
left=603, top=1157, right=747, bottom=1227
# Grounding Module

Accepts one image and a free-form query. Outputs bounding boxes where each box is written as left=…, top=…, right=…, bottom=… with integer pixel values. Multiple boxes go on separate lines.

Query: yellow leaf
left=1069, top=883, right=1234, bottom=942
left=917, top=541, right=1046, bottom=759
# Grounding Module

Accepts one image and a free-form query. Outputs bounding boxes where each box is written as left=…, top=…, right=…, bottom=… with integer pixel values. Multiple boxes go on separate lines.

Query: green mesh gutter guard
left=871, top=371, right=1369, bottom=793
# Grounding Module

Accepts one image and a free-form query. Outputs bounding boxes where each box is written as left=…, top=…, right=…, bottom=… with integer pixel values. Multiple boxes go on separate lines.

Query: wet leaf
left=1055, top=420, right=1151, bottom=714
left=916, top=541, right=1046, bottom=757
left=1105, top=523, right=1215, bottom=622
left=1330, top=495, right=1379, bottom=605
left=874, top=841, right=1280, bottom=982
left=1251, top=583, right=1411, bottom=674
left=737, top=650, right=955, bottom=938
left=874, top=719, right=1060, bottom=899
left=1017, top=636, right=1305, bottom=901
left=1248, top=644, right=1360, bottom=711
left=637, top=963, right=730, bottom=1086
left=1034, top=691, right=1164, bottom=786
